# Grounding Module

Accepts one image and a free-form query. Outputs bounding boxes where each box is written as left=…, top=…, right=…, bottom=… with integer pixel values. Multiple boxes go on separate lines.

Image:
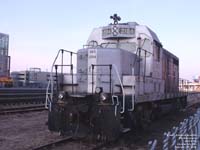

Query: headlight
left=95, top=87, right=103, bottom=94
left=100, top=93, right=107, bottom=101
left=58, top=93, right=64, bottom=99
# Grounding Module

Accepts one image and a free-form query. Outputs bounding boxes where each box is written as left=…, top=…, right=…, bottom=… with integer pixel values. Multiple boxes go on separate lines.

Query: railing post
left=163, top=131, right=170, bottom=150
left=193, top=114, right=198, bottom=149
left=197, top=109, right=200, bottom=149
left=148, top=140, right=157, bottom=150
left=189, top=116, right=193, bottom=135
left=188, top=116, right=197, bottom=149
left=91, top=64, right=94, bottom=94
left=71, top=64, right=74, bottom=94
left=61, top=49, right=64, bottom=91
left=55, top=65, right=59, bottom=94
left=194, top=114, right=198, bottom=136
left=109, top=64, right=112, bottom=94
left=178, top=122, right=184, bottom=149
left=184, top=119, right=189, bottom=148
left=170, top=126, right=178, bottom=149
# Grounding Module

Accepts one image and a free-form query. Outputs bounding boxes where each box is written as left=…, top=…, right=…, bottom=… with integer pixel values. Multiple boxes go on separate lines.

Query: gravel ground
left=0, top=94, right=199, bottom=150
left=0, top=111, right=63, bottom=150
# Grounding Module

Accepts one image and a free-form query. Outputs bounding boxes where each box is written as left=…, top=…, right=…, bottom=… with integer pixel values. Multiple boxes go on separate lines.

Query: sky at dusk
left=0, top=0, right=200, bottom=80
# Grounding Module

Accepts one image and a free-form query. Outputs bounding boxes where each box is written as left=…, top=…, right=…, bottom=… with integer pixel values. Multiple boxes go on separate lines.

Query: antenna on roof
left=110, top=14, right=121, bottom=25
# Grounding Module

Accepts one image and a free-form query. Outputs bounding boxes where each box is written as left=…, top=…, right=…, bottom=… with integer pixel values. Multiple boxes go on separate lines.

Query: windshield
left=85, top=40, right=152, bottom=57
left=100, top=42, right=137, bottom=52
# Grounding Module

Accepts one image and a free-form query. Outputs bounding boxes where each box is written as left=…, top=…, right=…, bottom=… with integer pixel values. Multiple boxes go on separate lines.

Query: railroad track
left=32, top=134, right=113, bottom=150
left=32, top=135, right=116, bottom=150
left=0, top=95, right=46, bottom=106
left=0, top=105, right=47, bottom=115
left=33, top=136, right=75, bottom=150
left=0, top=88, right=48, bottom=114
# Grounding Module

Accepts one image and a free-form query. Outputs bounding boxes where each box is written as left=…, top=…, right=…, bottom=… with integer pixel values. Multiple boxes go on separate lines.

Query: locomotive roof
left=163, top=48, right=179, bottom=60
left=146, top=27, right=160, bottom=43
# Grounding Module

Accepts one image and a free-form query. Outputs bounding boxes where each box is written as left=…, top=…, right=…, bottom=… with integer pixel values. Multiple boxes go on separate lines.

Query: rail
left=0, top=91, right=46, bottom=105
left=112, top=95, right=119, bottom=116
left=113, top=64, right=126, bottom=113
left=90, top=64, right=126, bottom=113
left=32, top=136, right=73, bottom=150
left=46, top=49, right=76, bottom=111
left=91, top=64, right=112, bottom=94
left=54, top=64, right=74, bottom=93
left=33, top=135, right=111, bottom=150
left=45, top=80, right=51, bottom=109
left=0, top=105, right=46, bottom=115
left=148, top=140, right=157, bottom=150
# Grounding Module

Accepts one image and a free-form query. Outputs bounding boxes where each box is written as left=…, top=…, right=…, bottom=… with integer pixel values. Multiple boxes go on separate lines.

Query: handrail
left=50, top=50, right=61, bottom=103
left=91, top=64, right=112, bottom=94
left=60, top=49, right=77, bottom=54
left=128, top=86, right=135, bottom=111
left=46, top=49, right=76, bottom=111
left=45, top=49, right=61, bottom=111
left=112, top=95, right=119, bottom=116
left=90, top=63, right=125, bottom=113
left=113, top=64, right=125, bottom=113
left=45, top=80, right=51, bottom=109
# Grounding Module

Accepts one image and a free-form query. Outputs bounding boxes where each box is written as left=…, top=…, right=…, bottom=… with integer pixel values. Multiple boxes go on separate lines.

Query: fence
left=148, top=108, right=200, bottom=149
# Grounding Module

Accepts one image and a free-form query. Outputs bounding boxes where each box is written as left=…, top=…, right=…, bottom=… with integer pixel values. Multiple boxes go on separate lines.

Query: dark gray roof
left=146, top=27, right=160, bottom=43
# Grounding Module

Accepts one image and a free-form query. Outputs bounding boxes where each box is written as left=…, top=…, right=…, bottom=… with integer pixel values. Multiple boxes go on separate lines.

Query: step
left=60, top=83, right=78, bottom=86
left=121, top=128, right=131, bottom=133
left=115, top=84, right=132, bottom=87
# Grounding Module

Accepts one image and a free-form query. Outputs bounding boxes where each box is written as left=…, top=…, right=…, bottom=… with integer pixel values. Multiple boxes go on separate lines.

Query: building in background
left=11, top=68, right=51, bottom=88
left=0, top=33, right=11, bottom=87
left=193, top=75, right=200, bottom=83
left=179, top=78, right=200, bottom=92
left=0, top=33, right=10, bottom=77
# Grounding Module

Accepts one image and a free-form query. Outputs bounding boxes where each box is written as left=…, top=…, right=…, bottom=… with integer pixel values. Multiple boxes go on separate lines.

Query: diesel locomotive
left=46, top=14, right=187, bottom=140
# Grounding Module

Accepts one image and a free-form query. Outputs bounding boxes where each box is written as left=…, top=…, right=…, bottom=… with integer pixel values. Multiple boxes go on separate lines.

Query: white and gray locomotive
left=46, top=14, right=187, bottom=140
